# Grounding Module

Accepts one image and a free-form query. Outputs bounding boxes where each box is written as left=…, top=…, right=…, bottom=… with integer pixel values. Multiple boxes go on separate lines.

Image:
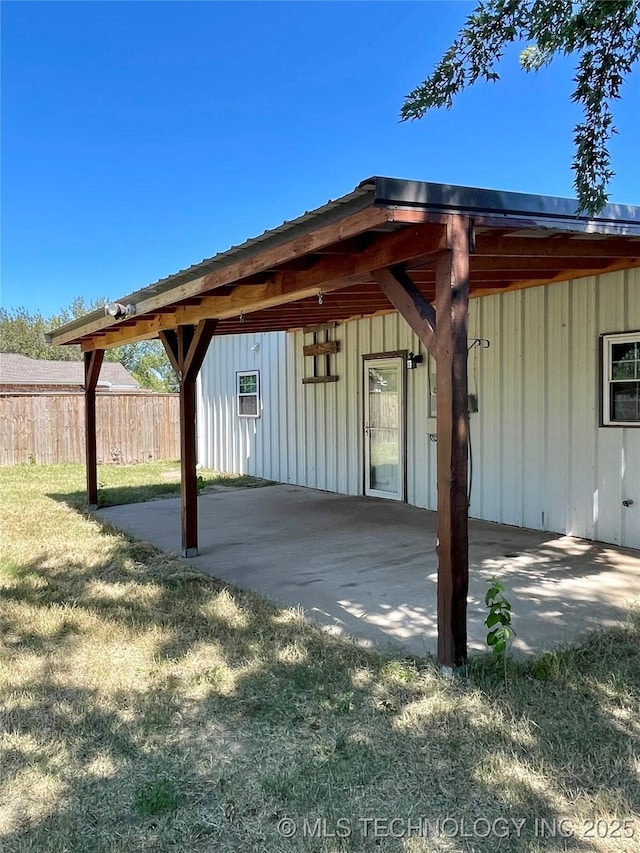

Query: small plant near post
left=485, top=576, right=515, bottom=684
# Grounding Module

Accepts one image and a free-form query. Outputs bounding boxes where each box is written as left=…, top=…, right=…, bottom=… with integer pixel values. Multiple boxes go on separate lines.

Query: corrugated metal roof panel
left=50, top=181, right=376, bottom=339
left=49, top=176, right=640, bottom=341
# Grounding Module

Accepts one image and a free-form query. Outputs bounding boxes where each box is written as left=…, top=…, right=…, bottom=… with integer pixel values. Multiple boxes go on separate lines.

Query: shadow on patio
left=94, top=484, right=640, bottom=658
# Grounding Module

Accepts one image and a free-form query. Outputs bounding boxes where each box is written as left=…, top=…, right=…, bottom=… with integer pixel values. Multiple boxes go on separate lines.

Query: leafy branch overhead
left=401, top=0, right=640, bottom=215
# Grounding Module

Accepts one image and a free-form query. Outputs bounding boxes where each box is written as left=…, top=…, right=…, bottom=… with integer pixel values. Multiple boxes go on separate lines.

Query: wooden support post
left=84, top=349, right=104, bottom=509
left=372, top=227, right=471, bottom=668
left=435, top=216, right=471, bottom=669
left=180, top=375, right=198, bottom=557
left=160, top=320, right=217, bottom=557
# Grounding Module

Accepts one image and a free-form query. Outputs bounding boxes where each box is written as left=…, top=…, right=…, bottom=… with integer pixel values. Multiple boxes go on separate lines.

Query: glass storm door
left=364, top=357, right=404, bottom=500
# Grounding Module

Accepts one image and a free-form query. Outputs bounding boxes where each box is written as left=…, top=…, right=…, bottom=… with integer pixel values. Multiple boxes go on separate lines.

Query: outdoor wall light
left=250, top=343, right=260, bottom=353
left=104, top=302, right=136, bottom=319
left=407, top=352, right=423, bottom=370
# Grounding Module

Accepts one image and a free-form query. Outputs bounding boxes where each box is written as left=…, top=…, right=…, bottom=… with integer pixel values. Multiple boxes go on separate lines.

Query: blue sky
left=2, top=1, right=639, bottom=318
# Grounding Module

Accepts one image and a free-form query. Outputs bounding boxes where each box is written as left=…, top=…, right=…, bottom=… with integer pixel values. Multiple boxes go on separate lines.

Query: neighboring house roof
left=0, top=353, right=139, bottom=389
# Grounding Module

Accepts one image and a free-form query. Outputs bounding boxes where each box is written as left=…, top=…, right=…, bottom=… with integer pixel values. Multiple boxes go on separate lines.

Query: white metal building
left=198, top=267, right=640, bottom=550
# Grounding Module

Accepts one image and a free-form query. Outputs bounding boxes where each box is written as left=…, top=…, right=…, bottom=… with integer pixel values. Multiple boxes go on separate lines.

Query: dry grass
left=1, top=463, right=639, bottom=852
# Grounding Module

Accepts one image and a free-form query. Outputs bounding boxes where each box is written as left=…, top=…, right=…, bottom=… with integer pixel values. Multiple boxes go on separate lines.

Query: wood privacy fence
left=0, top=392, right=180, bottom=465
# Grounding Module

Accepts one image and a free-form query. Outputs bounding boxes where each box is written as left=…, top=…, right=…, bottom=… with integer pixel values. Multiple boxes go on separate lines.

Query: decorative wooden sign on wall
left=302, top=323, right=339, bottom=384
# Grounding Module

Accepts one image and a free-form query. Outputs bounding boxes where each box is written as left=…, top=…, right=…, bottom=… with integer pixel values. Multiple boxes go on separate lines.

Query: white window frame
left=601, top=331, right=640, bottom=427
left=236, top=370, right=260, bottom=418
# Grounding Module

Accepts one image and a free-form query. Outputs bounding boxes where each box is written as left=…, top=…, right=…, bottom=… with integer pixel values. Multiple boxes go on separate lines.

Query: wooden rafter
left=54, top=212, right=640, bottom=354
left=79, top=224, right=448, bottom=350
left=51, top=206, right=401, bottom=347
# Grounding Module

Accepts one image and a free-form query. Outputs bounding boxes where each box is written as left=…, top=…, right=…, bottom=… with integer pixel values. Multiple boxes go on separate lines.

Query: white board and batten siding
left=469, top=267, right=640, bottom=549
left=198, top=268, right=640, bottom=550
left=197, top=332, right=290, bottom=485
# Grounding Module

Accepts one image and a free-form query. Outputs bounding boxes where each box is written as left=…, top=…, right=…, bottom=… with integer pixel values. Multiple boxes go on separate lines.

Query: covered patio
left=96, top=484, right=640, bottom=658
left=49, top=176, right=640, bottom=669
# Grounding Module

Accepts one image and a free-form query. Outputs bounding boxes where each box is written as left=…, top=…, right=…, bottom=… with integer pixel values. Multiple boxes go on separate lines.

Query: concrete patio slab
left=97, top=484, right=640, bottom=658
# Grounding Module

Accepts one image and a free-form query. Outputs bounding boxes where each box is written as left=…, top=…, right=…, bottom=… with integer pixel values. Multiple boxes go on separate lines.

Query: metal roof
left=369, top=177, right=640, bottom=233
left=49, top=181, right=376, bottom=340
left=50, top=176, right=640, bottom=342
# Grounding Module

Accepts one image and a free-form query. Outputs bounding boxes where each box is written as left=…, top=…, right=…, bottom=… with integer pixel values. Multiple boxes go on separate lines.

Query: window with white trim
left=236, top=370, right=260, bottom=418
left=601, top=332, right=640, bottom=426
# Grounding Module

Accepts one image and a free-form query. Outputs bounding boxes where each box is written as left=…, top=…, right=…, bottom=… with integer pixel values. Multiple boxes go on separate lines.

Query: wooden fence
left=0, top=392, right=180, bottom=465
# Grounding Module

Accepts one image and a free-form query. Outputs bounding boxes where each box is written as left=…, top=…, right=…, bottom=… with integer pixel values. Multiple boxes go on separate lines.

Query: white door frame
left=363, top=352, right=407, bottom=501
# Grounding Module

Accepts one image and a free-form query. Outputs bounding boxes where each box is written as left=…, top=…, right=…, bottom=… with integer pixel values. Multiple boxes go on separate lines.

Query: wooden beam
left=84, top=349, right=104, bottom=509
left=372, top=265, right=438, bottom=358
left=435, top=215, right=470, bottom=670
left=50, top=205, right=398, bottom=347
left=202, top=304, right=399, bottom=335
left=301, top=375, right=339, bottom=384
left=159, top=321, right=217, bottom=556
left=388, top=205, right=640, bottom=238
left=303, top=341, right=339, bottom=357
left=470, top=257, right=640, bottom=299
left=474, top=234, right=640, bottom=259
left=183, top=319, right=219, bottom=382
left=88, top=279, right=369, bottom=349
left=302, top=322, right=337, bottom=333
left=467, top=254, right=630, bottom=272
left=158, top=330, right=180, bottom=375
left=387, top=209, right=539, bottom=230
left=79, top=223, right=448, bottom=350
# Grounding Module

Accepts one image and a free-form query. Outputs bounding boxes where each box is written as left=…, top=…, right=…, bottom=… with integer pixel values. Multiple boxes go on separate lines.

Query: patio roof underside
left=50, top=178, right=640, bottom=351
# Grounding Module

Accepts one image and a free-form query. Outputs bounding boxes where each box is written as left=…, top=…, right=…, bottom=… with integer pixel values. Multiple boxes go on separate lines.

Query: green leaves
left=485, top=577, right=516, bottom=663
left=401, top=0, right=640, bottom=215
left=1, top=300, right=178, bottom=392
left=112, top=340, right=178, bottom=392
left=0, top=307, right=80, bottom=362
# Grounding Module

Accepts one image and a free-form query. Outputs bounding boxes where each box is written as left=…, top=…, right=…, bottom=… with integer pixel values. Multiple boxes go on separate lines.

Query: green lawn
left=1, top=463, right=638, bottom=851
left=41, top=460, right=272, bottom=510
